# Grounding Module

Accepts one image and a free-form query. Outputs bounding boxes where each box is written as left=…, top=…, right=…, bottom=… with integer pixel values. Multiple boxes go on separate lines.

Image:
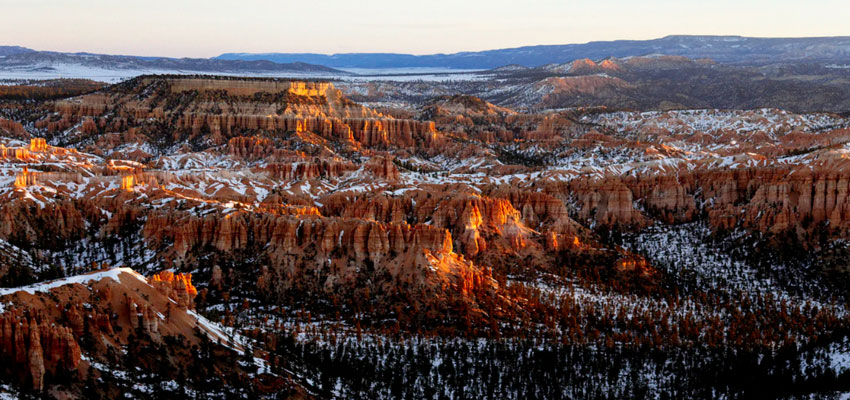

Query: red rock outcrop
left=42, top=77, right=443, bottom=155
left=0, top=197, right=88, bottom=243
left=527, top=154, right=850, bottom=242
left=29, top=138, right=47, bottom=152
left=0, top=310, right=81, bottom=391
left=320, top=188, right=564, bottom=259
left=535, top=75, right=633, bottom=99
left=364, top=156, right=400, bottom=181
left=0, top=267, right=306, bottom=396
left=149, top=271, right=198, bottom=309
left=549, top=178, right=649, bottom=228
left=140, top=206, right=494, bottom=303
left=13, top=167, right=38, bottom=188
left=228, top=136, right=276, bottom=160
left=258, top=159, right=358, bottom=180
left=127, top=298, right=160, bottom=336
left=0, top=118, right=28, bottom=138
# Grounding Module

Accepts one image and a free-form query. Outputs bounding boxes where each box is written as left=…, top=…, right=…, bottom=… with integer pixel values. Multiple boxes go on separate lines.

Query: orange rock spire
left=149, top=271, right=198, bottom=309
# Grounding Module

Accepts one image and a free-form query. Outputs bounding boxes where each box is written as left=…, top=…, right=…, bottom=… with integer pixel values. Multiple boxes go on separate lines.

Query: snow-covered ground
left=0, top=267, right=145, bottom=296
left=0, top=64, right=487, bottom=84
left=0, top=64, right=343, bottom=84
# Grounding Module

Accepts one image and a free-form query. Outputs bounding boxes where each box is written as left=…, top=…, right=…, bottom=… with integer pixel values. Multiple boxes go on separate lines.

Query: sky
left=2, top=0, right=848, bottom=58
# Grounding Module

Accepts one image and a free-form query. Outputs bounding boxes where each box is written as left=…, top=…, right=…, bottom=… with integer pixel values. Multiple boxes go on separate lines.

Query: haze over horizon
left=3, top=0, right=849, bottom=58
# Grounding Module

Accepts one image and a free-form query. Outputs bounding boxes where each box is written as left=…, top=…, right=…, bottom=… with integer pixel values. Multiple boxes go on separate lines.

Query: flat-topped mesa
left=176, top=114, right=437, bottom=148
left=149, top=271, right=198, bottom=309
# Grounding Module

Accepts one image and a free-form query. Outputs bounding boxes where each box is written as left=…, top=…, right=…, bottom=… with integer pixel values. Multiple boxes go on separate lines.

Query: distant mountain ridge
left=0, top=49, right=345, bottom=76
left=216, top=35, right=850, bottom=69
left=0, top=46, right=34, bottom=57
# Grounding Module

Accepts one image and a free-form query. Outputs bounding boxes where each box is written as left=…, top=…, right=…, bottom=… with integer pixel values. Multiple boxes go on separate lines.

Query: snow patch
left=0, top=267, right=148, bottom=297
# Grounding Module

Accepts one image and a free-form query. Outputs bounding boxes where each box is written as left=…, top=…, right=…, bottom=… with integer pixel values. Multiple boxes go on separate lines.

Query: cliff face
left=174, top=114, right=437, bottom=149
left=527, top=157, right=850, bottom=242
left=141, top=210, right=494, bottom=303
left=166, top=79, right=337, bottom=98
left=689, top=165, right=850, bottom=236
left=561, top=177, right=650, bottom=229
left=36, top=77, right=441, bottom=157
left=317, top=186, right=591, bottom=266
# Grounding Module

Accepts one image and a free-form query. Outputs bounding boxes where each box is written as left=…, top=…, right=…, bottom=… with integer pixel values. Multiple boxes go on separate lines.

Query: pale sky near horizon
left=1, top=0, right=848, bottom=58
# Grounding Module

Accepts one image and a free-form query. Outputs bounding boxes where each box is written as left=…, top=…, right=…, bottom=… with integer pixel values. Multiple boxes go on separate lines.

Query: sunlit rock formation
left=149, top=270, right=198, bottom=308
